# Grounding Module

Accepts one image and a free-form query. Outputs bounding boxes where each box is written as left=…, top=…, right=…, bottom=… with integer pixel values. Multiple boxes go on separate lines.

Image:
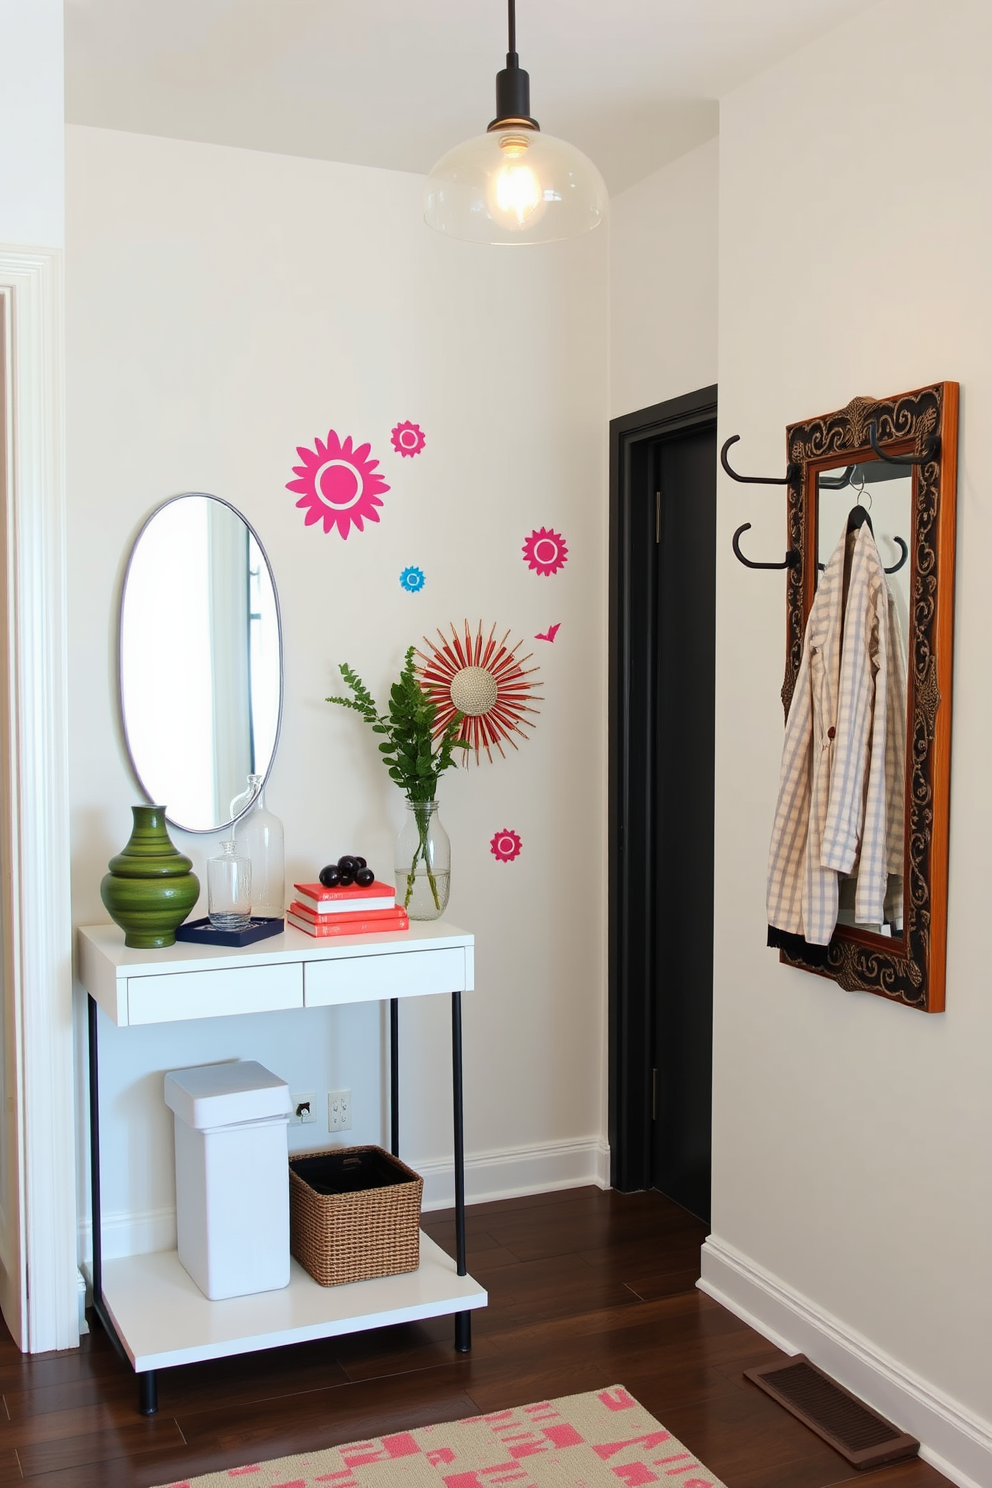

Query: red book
left=288, top=900, right=403, bottom=927
left=287, top=907, right=410, bottom=937
left=293, top=879, right=396, bottom=914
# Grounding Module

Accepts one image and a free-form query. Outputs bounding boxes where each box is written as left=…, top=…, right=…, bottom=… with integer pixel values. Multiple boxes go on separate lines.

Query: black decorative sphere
left=318, top=864, right=341, bottom=888
left=337, top=855, right=358, bottom=874
left=355, top=866, right=375, bottom=888
left=338, top=870, right=355, bottom=887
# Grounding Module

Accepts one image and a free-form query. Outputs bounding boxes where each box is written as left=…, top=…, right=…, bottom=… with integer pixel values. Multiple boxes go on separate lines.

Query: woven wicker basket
left=289, top=1145, right=423, bottom=1287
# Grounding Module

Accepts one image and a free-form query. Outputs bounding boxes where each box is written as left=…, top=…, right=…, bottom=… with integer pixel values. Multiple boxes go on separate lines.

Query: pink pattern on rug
left=154, top=1385, right=726, bottom=1488
left=595, top=1432, right=671, bottom=1460
left=599, top=1388, right=638, bottom=1412
left=542, top=1425, right=583, bottom=1448
left=612, top=1464, right=657, bottom=1486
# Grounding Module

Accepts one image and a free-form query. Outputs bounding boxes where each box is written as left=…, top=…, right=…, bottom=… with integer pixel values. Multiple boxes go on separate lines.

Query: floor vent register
left=744, top=1356, right=919, bottom=1470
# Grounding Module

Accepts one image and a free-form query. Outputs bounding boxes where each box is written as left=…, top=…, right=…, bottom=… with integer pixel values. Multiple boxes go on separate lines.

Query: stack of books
left=287, top=879, right=409, bottom=936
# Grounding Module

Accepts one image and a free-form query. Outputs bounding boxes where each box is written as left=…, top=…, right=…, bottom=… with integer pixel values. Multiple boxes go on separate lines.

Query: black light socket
left=490, top=53, right=539, bottom=131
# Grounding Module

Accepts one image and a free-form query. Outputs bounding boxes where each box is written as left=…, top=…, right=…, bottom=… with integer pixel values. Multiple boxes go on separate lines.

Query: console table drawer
left=127, top=962, right=303, bottom=1025
left=305, top=946, right=469, bottom=1006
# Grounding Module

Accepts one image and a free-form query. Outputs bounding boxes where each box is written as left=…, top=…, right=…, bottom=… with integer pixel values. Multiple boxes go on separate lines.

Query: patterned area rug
left=155, top=1385, right=726, bottom=1488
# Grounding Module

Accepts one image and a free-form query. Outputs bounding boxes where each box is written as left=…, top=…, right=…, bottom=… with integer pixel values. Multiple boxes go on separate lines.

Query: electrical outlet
left=291, top=1092, right=318, bottom=1126
left=327, top=1090, right=352, bottom=1132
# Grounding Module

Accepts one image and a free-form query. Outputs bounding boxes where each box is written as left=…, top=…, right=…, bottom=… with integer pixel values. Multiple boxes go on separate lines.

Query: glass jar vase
left=395, top=800, right=450, bottom=921
left=207, top=841, right=252, bottom=930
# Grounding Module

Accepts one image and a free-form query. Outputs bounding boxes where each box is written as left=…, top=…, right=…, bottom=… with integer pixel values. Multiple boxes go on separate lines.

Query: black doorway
left=608, top=385, right=717, bottom=1223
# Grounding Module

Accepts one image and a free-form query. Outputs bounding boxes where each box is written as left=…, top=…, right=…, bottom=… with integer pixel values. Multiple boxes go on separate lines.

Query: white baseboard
left=699, top=1235, right=992, bottom=1488
left=78, top=1138, right=611, bottom=1261
left=78, top=1205, right=177, bottom=1262
left=417, top=1136, right=611, bottom=1211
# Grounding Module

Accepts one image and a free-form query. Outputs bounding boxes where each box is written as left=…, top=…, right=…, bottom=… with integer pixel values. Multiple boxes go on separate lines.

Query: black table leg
left=452, top=990, right=471, bottom=1352
left=138, top=1370, right=158, bottom=1416
left=88, top=996, right=156, bottom=1413
left=390, top=997, right=399, bottom=1157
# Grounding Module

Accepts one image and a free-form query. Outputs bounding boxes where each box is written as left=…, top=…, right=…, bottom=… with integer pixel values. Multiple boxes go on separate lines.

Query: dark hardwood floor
left=0, top=1187, right=949, bottom=1487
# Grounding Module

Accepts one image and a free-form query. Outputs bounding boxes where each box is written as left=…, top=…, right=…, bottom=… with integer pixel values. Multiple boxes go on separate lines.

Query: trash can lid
left=164, top=1060, right=292, bottom=1129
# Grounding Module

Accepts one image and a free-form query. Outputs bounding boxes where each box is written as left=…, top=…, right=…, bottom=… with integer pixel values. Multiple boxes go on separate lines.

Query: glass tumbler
left=208, top=841, right=252, bottom=930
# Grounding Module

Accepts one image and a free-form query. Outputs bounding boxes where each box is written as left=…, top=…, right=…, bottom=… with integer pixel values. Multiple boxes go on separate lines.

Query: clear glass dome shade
left=423, top=126, right=609, bottom=245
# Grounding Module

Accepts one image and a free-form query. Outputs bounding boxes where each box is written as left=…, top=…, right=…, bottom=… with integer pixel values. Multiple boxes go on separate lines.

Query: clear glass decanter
left=230, top=773, right=262, bottom=823
left=234, top=784, right=285, bottom=920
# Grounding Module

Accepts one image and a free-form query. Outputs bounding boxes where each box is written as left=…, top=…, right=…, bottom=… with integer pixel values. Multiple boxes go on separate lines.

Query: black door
left=609, top=386, right=717, bottom=1224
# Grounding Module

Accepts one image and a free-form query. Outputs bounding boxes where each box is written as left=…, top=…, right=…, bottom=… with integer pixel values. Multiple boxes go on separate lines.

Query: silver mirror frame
left=118, top=491, right=284, bottom=835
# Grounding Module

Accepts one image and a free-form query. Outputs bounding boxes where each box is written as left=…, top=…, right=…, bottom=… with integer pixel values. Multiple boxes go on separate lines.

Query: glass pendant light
left=423, top=0, right=608, bottom=246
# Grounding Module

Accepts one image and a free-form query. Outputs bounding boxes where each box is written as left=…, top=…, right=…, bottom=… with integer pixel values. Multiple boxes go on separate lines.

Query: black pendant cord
left=492, top=0, right=537, bottom=128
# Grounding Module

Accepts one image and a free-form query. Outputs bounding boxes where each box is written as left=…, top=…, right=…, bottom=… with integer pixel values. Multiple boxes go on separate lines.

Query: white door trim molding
left=0, top=244, right=76, bottom=1352
left=699, top=1235, right=992, bottom=1488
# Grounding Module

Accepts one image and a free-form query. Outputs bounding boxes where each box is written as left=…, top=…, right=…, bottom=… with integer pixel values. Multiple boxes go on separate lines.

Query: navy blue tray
left=174, top=916, right=285, bottom=947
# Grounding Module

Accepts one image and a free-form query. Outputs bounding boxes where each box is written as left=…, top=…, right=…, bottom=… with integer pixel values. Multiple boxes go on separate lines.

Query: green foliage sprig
left=327, top=646, right=468, bottom=804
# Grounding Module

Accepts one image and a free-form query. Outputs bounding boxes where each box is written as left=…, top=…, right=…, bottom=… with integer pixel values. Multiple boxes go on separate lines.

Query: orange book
left=288, top=899, right=402, bottom=927
left=293, top=880, right=396, bottom=914
left=287, top=907, right=410, bottom=937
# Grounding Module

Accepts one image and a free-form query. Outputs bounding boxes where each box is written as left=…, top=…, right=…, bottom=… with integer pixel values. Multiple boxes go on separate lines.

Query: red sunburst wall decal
left=417, top=622, right=543, bottom=765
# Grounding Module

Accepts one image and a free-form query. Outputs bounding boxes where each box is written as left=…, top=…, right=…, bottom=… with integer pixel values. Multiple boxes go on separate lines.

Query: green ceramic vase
left=101, top=805, right=200, bottom=948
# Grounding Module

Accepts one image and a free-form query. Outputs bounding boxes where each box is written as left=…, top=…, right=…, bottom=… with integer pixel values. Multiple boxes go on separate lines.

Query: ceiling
left=64, top=0, right=878, bottom=195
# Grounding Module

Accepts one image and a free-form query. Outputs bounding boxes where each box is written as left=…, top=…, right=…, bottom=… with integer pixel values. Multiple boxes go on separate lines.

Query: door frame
left=608, top=384, right=718, bottom=1191
left=0, top=244, right=76, bottom=1351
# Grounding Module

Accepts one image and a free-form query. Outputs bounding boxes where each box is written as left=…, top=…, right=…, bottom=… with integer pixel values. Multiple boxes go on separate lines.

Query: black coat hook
left=732, top=523, right=801, bottom=571
left=867, top=421, right=940, bottom=466
left=721, top=436, right=800, bottom=487
left=818, top=465, right=855, bottom=489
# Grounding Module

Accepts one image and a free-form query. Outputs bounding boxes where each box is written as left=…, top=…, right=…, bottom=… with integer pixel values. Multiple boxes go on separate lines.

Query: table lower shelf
left=99, top=1232, right=487, bottom=1372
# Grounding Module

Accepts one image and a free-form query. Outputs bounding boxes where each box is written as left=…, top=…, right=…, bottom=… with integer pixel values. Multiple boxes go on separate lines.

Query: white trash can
left=164, top=1060, right=293, bottom=1301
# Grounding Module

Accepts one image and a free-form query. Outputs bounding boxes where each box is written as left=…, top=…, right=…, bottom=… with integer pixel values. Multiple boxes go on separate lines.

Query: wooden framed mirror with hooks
left=771, top=381, right=958, bottom=1012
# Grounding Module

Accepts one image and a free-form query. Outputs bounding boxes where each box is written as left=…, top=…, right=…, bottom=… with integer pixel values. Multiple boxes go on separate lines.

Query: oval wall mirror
left=119, top=493, right=283, bottom=834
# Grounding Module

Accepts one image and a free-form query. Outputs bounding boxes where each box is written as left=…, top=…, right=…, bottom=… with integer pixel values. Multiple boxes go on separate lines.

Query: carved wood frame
left=779, top=381, right=958, bottom=1012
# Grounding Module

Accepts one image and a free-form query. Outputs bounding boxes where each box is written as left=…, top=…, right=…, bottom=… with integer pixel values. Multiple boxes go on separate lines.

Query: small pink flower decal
left=391, top=421, right=426, bottom=458
left=287, top=430, right=390, bottom=539
left=523, top=527, right=568, bottom=576
left=490, top=828, right=522, bottom=863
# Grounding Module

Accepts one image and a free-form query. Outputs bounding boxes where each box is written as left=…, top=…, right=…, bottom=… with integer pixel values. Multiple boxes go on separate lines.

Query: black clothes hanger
left=816, top=503, right=909, bottom=574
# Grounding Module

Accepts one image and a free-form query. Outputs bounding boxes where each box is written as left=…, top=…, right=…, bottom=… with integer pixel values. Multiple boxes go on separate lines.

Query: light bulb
left=424, top=127, right=607, bottom=245
left=488, top=134, right=546, bottom=230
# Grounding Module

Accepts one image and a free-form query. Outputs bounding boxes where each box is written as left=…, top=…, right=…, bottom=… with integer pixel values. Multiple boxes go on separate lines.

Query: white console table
left=77, top=922, right=486, bottom=1415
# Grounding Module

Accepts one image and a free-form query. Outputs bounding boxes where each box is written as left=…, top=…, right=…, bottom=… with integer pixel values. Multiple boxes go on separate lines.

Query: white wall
left=66, top=127, right=609, bottom=1255
left=609, top=138, right=718, bottom=419
left=706, top=0, right=992, bottom=1475
left=0, top=0, right=64, bottom=246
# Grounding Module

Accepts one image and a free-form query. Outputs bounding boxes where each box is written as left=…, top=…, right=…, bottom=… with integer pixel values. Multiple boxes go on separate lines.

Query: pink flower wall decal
left=490, top=828, right=522, bottom=863
left=391, top=421, right=426, bottom=458
left=287, top=431, right=390, bottom=539
left=522, top=527, right=568, bottom=576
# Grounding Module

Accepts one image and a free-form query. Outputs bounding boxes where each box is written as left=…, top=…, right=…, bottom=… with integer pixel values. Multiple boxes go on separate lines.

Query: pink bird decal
left=535, top=623, right=561, bottom=643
